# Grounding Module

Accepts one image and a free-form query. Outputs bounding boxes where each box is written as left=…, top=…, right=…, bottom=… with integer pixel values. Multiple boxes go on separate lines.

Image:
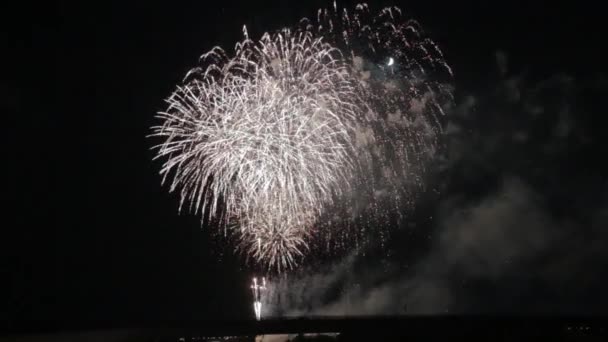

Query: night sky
left=5, top=0, right=608, bottom=329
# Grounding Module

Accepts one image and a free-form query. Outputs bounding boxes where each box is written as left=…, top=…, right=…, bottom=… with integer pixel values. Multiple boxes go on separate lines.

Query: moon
left=387, top=57, right=394, bottom=66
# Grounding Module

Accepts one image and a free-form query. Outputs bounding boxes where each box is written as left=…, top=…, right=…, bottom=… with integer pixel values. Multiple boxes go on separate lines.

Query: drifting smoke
left=151, top=2, right=453, bottom=271
left=265, top=180, right=608, bottom=316
left=263, top=63, right=608, bottom=315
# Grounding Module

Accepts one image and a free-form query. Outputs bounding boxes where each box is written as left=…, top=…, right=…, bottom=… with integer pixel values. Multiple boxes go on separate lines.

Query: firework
left=251, top=277, right=267, bottom=320
left=302, top=2, right=454, bottom=253
left=151, top=3, right=453, bottom=271
left=152, top=28, right=364, bottom=271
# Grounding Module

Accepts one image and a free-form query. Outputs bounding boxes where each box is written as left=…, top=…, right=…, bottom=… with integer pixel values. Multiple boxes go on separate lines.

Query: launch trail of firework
left=151, top=2, right=453, bottom=272
left=251, top=276, right=267, bottom=320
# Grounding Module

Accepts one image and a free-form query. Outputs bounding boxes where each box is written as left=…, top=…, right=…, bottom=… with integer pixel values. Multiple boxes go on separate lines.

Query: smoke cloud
left=264, top=52, right=608, bottom=316
left=266, top=179, right=606, bottom=315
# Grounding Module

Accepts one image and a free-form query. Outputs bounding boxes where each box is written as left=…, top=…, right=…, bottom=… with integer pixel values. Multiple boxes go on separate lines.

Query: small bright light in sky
left=387, top=57, right=394, bottom=66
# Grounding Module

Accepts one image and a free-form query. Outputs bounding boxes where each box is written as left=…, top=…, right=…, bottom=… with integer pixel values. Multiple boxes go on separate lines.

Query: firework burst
left=151, top=3, right=453, bottom=271
left=303, top=2, right=454, bottom=253
left=152, top=28, right=365, bottom=270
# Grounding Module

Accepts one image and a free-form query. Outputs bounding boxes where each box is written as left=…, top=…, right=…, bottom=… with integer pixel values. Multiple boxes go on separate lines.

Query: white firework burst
left=301, top=2, right=454, bottom=252
left=151, top=3, right=453, bottom=272
left=152, top=28, right=364, bottom=271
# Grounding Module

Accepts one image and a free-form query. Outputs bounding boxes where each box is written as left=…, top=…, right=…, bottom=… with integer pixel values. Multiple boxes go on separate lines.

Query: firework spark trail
left=251, top=277, right=267, bottom=320
left=151, top=3, right=453, bottom=271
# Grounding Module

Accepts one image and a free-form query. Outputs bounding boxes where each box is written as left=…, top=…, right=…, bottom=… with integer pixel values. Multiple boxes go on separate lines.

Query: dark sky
left=5, top=0, right=607, bottom=329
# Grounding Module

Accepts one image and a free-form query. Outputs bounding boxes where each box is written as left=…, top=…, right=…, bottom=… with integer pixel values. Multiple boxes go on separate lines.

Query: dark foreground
left=2, top=317, right=606, bottom=341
